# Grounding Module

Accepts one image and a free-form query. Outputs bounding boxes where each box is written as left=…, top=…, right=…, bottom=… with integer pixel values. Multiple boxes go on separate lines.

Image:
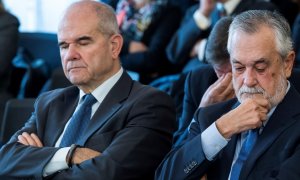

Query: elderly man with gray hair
left=156, top=10, right=300, bottom=180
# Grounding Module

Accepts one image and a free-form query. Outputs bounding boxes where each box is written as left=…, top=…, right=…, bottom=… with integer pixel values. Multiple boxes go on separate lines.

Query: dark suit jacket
left=156, top=85, right=300, bottom=180
left=0, top=11, right=19, bottom=93
left=173, top=65, right=217, bottom=147
left=166, top=0, right=277, bottom=67
left=0, top=71, right=176, bottom=180
left=0, top=10, right=19, bottom=132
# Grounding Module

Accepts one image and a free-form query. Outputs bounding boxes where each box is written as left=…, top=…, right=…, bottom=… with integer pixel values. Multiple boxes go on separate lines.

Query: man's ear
left=110, top=34, right=123, bottom=59
left=284, top=51, right=295, bottom=78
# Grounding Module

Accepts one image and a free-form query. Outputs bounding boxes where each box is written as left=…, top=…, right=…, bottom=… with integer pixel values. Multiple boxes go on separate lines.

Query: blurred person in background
left=166, top=0, right=277, bottom=73
left=173, top=17, right=234, bottom=147
left=291, top=0, right=300, bottom=68
left=117, top=0, right=181, bottom=83
left=0, top=0, right=19, bottom=123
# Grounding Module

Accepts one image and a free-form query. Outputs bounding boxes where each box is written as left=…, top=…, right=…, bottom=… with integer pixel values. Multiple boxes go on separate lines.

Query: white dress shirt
left=193, top=0, right=241, bottom=30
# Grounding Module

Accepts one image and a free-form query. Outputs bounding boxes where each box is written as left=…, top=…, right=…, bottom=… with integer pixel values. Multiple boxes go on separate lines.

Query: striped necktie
left=59, top=94, right=97, bottom=147
left=230, top=129, right=258, bottom=180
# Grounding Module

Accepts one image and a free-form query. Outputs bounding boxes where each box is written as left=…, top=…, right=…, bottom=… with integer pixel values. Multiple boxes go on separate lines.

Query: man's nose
left=65, top=44, right=80, bottom=60
left=243, top=69, right=257, bottom=87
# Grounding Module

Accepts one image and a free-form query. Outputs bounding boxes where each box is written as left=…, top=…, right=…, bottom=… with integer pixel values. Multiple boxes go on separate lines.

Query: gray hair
left=66, top=1, right=119, bottom=36
left=227, top=10, right=293, bottom=59
left=93, top=2, right=120, bottom=36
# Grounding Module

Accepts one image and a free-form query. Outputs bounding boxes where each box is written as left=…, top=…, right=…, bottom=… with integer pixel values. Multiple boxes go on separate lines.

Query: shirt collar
left=79, top=68, right=123, bottom=104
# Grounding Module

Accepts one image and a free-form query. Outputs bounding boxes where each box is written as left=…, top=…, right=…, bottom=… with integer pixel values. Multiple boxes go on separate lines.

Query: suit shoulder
left=36, top=86, right=77, bottom=106
left=0, top=11, right=20, bottom=27
left=131, top=81, right=174, bottom=101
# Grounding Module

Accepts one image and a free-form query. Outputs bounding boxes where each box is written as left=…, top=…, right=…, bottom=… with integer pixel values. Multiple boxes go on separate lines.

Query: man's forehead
left=58, top=13, right=99, bottom=38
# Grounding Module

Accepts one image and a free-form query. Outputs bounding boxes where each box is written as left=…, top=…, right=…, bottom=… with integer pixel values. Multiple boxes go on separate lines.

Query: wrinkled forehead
left=59, top=6, right=99, bottom=33
left=229, top=27, right=276, bottom=56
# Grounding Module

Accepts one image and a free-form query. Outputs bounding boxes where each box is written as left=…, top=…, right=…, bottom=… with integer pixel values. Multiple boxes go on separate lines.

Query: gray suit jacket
left=0, top=71, right=176, bottom=180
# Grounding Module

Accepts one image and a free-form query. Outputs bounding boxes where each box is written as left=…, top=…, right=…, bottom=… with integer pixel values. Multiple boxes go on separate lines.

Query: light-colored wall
left=3, top=0, right=79, bottom=33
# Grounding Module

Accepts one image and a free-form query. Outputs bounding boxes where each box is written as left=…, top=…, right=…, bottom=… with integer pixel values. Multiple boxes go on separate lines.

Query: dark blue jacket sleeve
left=155, top=114, right=210, bottom=180
left=166, top=5, right=210, bottom=66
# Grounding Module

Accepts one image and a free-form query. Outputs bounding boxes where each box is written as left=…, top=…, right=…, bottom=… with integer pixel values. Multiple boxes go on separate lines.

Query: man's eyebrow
left=232, top=59, right=242, bottom=64
left=58, top=41, right=66, bottom=47
left=76, top=36, right=93, bottom=42
left=58, top=36, right=93, bottom=46
left=231, top=58, right=269, bottom=65
left=253, top=59, right=268, bottom=65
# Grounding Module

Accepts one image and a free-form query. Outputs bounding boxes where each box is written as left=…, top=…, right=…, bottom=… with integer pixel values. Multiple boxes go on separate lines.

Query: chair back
left=0, top=98, right=35, bottom=146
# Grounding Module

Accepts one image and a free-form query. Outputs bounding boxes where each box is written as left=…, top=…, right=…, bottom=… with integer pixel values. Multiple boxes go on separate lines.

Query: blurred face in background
left=213, top=61, right=232, bottom=78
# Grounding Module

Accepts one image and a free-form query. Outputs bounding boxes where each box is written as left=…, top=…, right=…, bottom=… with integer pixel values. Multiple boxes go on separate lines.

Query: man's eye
left=59, top=45, right=68, bottom=49
left=234, top=66, right=245, bottom=72
left=256, top=67, right=266, bottom=73
left=255, top=65, right=267, bottom=73
left=79, top=40, right=90, bottom=46
left=60, top=44, right=69, bottom=49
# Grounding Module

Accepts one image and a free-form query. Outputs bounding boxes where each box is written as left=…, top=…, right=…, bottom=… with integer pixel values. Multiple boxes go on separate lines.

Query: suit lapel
left=44, top=86, right=79, bottom=146
left=240, top=86, right=300, bottom=178
left=219, top=101, right=240, bottom=177
left=219, top=134, right=238, bottom=178
left=78, top=71, right=133, bottom=145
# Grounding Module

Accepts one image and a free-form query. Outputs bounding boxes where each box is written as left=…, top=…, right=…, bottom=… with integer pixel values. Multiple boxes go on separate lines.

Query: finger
left=30, top=133, right=43, bottom=147
left=259, top=105, right=269, bottom=113
left=209, top=74, right=225, bottom=89
left=217, top=73, right=232, bottom=88
left=222, top=73, right=232, bottom=84
left=252, top=95, right=271, bottom=110
left=259, top=109, right=268, bottom=122
left=22, top=132, right=37, bottom=146
left=209, top=76, right=229, bottom=93
left=18, top=135, right=29, bottom=145
left=220, top=80, right=234, bottom=98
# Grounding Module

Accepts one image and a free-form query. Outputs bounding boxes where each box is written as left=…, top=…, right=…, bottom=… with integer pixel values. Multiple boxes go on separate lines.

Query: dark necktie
left=230, top=129, right=258, bottom=180
left=59, top=94, right=97, bottom=147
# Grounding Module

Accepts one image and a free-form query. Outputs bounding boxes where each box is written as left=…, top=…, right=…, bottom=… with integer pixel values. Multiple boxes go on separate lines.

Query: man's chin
left=68, top=77, right=86, bottom=86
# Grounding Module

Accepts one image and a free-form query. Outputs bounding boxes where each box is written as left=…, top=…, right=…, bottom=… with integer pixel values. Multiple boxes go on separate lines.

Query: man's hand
left=199, top=73, right=235, bottom=108
left=129, top=41, right=148, bottom=53
left=18, top=132, right=100, bottom=166
left=199, top=0, right=217, bottom=17
left=18, top=132, right=43, bottom=147
left=216, top=95, right=271, bottom=139
left=190, top=39, right=204, bottom=58
left=71, top=147, right=101, bottom=164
